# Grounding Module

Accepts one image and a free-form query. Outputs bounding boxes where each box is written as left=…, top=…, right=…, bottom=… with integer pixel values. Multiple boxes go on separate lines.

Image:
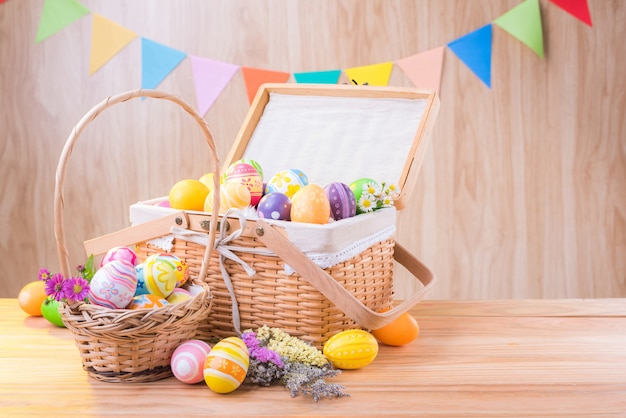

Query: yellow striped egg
left=203, top=337, right=249, bottom=393
left=323, top=329, right=379, bottom=370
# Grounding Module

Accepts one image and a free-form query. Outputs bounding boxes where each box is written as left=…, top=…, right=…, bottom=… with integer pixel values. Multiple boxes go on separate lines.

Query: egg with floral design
left=290, top=184, right=331, bottom=224
left=225, top=162, right=264, bottom=207
left=204, top=337, right=249, bottom=394
left=324, top=182, right=356, bottom=221
left=87, top=260, right=138, bottom=309
left=140, top=254, right=180, bottom=299
left=266, top=169, right=308, bottom=198
left=127, top=293, right=169, bottom=310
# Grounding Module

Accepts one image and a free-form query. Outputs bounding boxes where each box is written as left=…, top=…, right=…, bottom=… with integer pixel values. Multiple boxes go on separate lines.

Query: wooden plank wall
left=1, top=0, right=624, bottom=300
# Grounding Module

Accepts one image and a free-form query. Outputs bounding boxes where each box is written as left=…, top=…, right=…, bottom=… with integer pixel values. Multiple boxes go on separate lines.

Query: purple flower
left=63, top=276, right=90, bottom=303
left=45, top=274, right=66, bottom=301
left=38, top=268, right=51, bottom=281
left=242, top=331, right=283, bottom=367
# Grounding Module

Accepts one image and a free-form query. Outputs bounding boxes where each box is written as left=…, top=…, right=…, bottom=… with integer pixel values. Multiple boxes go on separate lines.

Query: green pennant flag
left=36, top=0, right=90, bottom=43
left=494, top=0, right=544, bottom=58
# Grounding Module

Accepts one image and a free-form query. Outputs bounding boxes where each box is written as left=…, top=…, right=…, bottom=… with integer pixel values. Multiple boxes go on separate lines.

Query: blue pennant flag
left=447, top=24, right=493, bottom=88
left=141, top=37, right=187, bottom=90
left=293, top=69, right=342, bottom=84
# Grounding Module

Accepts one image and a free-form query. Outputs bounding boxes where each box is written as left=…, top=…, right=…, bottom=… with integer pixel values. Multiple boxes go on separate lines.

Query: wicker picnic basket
left=53, top=90, right=220, bottom=383
left=124, top=84, right=440, bottom=348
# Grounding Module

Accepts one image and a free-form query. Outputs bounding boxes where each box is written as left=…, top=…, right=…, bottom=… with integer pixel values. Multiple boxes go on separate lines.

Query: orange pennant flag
left=396, top=47, right=445, bottom=93
left=241, top=67, right=291, bottom=103
left=89, top=13, right=137, bottom=75
left=344, top=62, right=394, bottom=86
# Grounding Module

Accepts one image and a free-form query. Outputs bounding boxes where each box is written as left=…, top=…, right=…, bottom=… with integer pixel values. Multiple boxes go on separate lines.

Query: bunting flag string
left=33, top=0, right=593, bottom=114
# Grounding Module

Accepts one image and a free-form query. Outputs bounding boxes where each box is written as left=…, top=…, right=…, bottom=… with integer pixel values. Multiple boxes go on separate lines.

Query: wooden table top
left=1, top=298, right=625, bottom=417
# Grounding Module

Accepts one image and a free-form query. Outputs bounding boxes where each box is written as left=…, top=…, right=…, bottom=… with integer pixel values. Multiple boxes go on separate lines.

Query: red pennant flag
left=241, top=67, right=290, bottom=103
left=549, top=0, right=592, bottom=27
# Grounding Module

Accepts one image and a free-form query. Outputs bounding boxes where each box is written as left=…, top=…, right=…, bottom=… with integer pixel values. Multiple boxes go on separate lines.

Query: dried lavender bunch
left=245, top=357, right=284, bottom=386
left=281, top=361, right=350, bottom=402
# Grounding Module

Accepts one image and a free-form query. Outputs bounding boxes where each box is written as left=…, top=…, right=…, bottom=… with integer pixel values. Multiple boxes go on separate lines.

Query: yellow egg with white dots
left=322, top=329, right=379, bottom=370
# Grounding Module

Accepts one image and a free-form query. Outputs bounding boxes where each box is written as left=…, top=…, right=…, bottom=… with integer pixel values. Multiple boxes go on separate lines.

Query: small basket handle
left=255, top=218, right=436, bottom=330
left=54, top=89, right=221, bottom=280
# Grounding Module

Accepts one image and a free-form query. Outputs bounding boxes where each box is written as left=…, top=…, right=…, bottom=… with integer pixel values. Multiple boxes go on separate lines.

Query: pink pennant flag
left=396, top=46, right=445, bottom=93
left=190, top=56, right=240, bottom=116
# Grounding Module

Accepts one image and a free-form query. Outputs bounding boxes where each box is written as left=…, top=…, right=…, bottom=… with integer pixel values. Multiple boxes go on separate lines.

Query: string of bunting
left=28, top=0, right=593, bottom=116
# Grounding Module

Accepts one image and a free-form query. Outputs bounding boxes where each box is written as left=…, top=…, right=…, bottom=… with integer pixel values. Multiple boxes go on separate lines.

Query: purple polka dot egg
left=324, top=182, right=356, bottom=221
left=257, top=192, right=291, bottom=220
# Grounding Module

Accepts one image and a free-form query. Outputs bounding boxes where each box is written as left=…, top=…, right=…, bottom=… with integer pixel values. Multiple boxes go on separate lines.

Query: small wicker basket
left=53, top=90, right=220, bottom=383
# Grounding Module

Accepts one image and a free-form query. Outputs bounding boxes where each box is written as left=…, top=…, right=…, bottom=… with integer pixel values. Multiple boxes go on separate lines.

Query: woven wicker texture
left=53, top=89, right=220, bottom=382
left=136, top=236, right=395, bottom=348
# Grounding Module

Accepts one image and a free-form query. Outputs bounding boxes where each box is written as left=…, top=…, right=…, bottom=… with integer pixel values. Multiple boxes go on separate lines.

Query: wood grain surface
left=1, top=298, right=625, bottom=417
left=1, top=1, right=625, bottom=300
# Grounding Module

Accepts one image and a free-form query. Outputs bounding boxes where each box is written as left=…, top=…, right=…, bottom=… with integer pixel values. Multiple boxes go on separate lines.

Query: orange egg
left=371, top=311, right=420, bottom=346
left=290, top=184, right=330, bottom=224
left=18, top=281, right=48, bottom=317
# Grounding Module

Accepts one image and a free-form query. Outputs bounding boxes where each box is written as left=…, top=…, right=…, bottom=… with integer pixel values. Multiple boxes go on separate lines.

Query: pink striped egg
left=171, top=340, right=212, bottom=384
left=100, top=246, right=138, bottom=267
left=87, top=260, right=138, bottom=309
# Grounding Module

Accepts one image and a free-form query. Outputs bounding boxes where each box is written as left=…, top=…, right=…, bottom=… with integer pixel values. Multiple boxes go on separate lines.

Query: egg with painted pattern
left=141, top=254, right=180, bottom=299
left=204, top=182, right=251, bottom=214
left=323, top=329, right=379, bottom=370
left=225, top=162, right=264, bottom=207
left=87, top=260, right=138, bottom=309
left=203, top=337, right=249, bottom=393
left=290, top=184, right=331, bottom=224
left=257, top=192, right=291, bottom=220
left=266, top=169, right=308, bottom=198
left=100, top=246, right=138, bottom=267
left=324, top=182, right=357, bottom=221
left=127, top=293, right=169, bottom=310
left=166, top=287, right=192, bottom=304
left=172, top=339, right=212, bottom=384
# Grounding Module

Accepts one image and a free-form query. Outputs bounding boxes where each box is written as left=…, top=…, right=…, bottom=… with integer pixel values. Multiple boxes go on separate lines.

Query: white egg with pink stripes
left=171, top=340, right=212, bottom=384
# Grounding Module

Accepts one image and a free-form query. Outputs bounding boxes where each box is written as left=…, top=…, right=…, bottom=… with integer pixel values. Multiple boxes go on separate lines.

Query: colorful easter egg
left=141, top=254, right=180, bottom=299
left=87, top=260, right=138, bottom=309
left=290, top=184, right=331, bottom=224
left=204, top=182, right=252, bottom=214
left=134, top=262, right=148, bottom=296
left=266, top=169, right=308, bottom=198
left=231, top=159, right=263, bottom=179
left=204, top=337, right=250, bottom=394
left=154, top=253, right=189, bottom=287
left=166, top=287, right=192, bottom=304
left=349, top=178, right=381, bottom=214
left=323, top=329, right=379, bottom=370
left=257, top=192, right=291, bottom=220
left=172, top=340, right=212, bottom=384
left=127, top=293, right=169, bottom=310
left=100, top=246, right=138, bottom=267
left=324, top=182, right=357, bottom=221
left=225, top=163, right=264, bottom=207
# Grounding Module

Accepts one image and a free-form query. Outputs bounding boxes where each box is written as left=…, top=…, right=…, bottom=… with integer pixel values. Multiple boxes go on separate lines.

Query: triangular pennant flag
left=240, top=67, right=291, bottom=103
left=190, top=56, right=240, bottom=116
left=344, top=62, right=394, bottom=86
left=35, top=0, right=90, bottom=43
left=89, top=13, right=137, bottom=75
left=447, top=24, right=493, bottom=88
left=494, top=0, right=544, bottom=58
left=141, top=38, right=187, bottom=90
left=293, top=69, right=341, bottom=84
left=396, top=46, right=445, bottom=93
left=549, top=0, right=592, bottom=27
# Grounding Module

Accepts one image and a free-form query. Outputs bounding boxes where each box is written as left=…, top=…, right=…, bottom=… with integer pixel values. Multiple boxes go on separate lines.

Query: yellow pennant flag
left=344, top=62, right=394, bottom=86
left=89, top=13, right=137, bottom=75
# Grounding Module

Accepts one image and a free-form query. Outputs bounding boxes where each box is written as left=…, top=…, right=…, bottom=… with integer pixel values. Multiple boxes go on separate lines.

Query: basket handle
left=255, top=218, right=436, bottom=330
left=54, top=89, right=221, bottom=280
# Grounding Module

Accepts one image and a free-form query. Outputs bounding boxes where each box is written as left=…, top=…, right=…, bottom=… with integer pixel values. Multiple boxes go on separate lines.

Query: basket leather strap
left=255, top=218, right=436, bottom=330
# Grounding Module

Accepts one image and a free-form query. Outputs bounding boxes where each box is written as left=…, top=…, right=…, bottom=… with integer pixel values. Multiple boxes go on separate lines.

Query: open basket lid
left=223, top=83, right=440, bottom=210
